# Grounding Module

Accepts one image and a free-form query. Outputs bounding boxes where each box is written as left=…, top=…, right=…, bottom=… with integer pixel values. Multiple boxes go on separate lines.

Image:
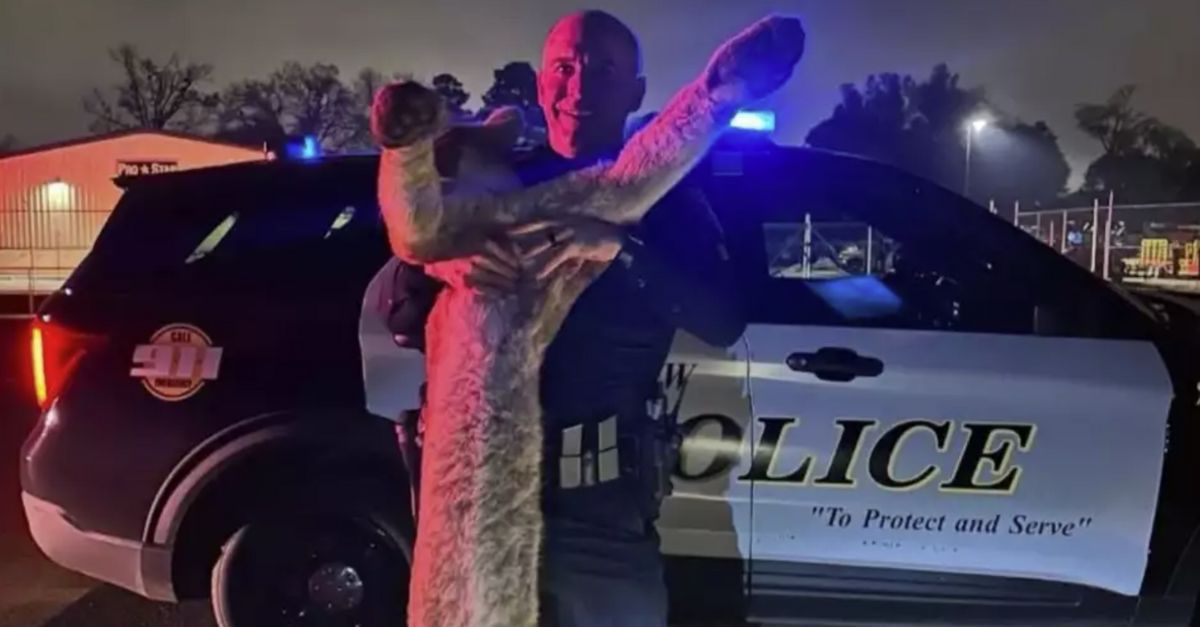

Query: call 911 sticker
left=130, top=324, right=223, bottom=401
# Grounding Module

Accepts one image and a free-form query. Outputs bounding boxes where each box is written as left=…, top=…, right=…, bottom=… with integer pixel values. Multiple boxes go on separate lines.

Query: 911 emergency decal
left=130, top=324, right=223, bottom=401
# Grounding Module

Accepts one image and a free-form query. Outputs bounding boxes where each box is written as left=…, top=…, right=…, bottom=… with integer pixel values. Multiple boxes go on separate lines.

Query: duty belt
left=549, top=415, right=637, bottom=490
left=542, top=393, right=683, bottom=522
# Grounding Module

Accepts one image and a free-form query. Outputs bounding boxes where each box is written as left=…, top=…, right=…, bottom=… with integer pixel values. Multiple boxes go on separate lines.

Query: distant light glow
left=731, top=111, right=776, bottom=132
left=44, top=179, right=71, bottom=207
left=969, top=117, right=990, bottom=133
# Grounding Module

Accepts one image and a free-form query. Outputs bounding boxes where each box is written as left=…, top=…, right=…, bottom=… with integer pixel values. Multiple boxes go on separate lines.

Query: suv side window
left=705, top=152, right=1161, bottom=340
left=752, top=200, right=1041, bottom=335
left=707, top=152, right=1160, bottom=341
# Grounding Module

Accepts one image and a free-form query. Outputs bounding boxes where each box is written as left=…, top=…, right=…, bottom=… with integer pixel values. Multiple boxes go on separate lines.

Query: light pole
left=964, top=116, right=989, bottom=196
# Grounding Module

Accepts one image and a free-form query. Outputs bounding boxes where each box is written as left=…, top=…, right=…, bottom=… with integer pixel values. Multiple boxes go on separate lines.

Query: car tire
left=210, top=478, right=412, bottom=627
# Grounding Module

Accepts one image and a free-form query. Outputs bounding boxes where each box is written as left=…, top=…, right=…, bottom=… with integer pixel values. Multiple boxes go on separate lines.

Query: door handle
left=786, top=347, right=884, bottom=382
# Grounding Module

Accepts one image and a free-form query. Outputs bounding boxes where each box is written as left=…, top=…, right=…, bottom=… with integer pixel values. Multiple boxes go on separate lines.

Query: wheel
left=211, top=479, right=412, bottom=627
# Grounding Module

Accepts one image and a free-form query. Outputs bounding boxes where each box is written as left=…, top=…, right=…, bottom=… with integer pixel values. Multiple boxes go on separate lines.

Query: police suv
left=18, top=138, right=1200, bottom=626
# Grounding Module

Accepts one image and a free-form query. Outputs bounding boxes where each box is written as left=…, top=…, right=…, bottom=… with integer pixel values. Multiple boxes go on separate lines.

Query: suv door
left=717, top=150, right=1173, bottom=625
left=656, top=328, right=755, bottom=621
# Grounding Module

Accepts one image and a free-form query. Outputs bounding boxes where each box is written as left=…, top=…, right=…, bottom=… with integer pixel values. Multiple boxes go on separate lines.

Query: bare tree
left=1075, top=85, right=1200, bottom=202
left=217, top=62, right=398, bottom=153
left=82, top=44, right=216, bottom=133
left=214, top=78, right=290, bottom=150
left=432, top=73, right=472, bottom=118
left=1073, top=85, right=1157, bottom=157
left=281, top=63, right=355, bottom=145
left=353, top=68, right=409, bottom=107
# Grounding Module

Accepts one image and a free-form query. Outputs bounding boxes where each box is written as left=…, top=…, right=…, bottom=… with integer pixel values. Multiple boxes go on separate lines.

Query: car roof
left=113, top=144, right=900, bottom=193
left=114, top=152, right=381, bottom=191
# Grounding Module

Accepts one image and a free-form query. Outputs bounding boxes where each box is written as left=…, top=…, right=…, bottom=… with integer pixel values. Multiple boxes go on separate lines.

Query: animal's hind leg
left=408, top=324, right=495, bottom=627
left=465, top=269, right=607, bottom=627
left=469, top=334, right=546, bottom=627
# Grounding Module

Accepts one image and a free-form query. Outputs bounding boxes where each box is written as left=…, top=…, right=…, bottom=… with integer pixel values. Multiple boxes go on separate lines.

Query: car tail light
left=31, top=318, right=101, bottom=409
left=31, top=326, right=47, bottom=405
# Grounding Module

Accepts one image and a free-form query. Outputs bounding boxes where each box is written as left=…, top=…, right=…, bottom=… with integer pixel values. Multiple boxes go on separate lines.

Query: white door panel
left=658, top=332, right=754, bottom=561
left=744, top=323, right=1172, bottom=596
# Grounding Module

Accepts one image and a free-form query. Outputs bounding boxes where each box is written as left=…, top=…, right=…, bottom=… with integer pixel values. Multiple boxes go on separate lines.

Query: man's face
left=537, top=15, right=646, bottom=159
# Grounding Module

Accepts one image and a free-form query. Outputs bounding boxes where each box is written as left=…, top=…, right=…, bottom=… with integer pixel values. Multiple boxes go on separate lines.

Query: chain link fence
left=0, top=207, right=110, bottom=316
left=1010, top=197, right=1200, bottom=293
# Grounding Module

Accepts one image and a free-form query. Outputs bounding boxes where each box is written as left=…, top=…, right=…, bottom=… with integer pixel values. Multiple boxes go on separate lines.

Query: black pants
left=539, top=515, right=668, bottom=627
left=536, top=405, right=678, bottom=627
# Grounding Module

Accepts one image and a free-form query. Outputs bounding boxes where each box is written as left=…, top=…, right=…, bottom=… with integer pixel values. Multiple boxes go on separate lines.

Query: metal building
left=0, top=130, right=267, bottom=294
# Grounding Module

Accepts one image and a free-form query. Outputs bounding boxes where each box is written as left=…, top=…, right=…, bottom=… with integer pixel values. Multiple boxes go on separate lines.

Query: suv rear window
left=71, top=163, right=382, bottom=292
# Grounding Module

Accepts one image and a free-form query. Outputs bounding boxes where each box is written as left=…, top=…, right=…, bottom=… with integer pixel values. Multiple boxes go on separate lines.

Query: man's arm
left=616, top=186, right=746, bottom=347
left=518, top=185, right=745, bottom=347
left=376, top=78, right=729, bottom=263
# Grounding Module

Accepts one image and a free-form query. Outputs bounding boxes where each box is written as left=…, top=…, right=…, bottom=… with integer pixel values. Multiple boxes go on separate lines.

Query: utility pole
left=1060, top=209, right=1068, bottom=253
left=866, top=227, right=874, bottom=274
left=963, top=117, right=988, bottom=197
left=1102, top=191, right=1115, bottom=281
left=802, top=212, right=812, bottom=279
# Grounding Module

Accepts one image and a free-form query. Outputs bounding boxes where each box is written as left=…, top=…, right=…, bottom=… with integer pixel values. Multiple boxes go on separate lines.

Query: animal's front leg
left=374, top=81, right=493, bottom=263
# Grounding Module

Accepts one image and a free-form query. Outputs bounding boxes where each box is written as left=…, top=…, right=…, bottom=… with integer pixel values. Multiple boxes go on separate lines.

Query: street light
left=964, top=116, right=990, bottom=196
left=44, top=178, right=71, bottom=208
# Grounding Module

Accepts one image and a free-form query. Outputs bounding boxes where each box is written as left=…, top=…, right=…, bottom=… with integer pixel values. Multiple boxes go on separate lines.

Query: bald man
left=480, top=11, right=744, bottom=626
left=390, top=9, right=751, bottom=626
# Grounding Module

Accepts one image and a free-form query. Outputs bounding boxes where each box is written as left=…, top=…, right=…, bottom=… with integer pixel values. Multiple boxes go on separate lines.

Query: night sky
left=2, top=0, right=1197, bottom=187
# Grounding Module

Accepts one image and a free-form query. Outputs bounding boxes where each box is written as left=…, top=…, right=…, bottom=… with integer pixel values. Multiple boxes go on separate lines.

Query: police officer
left=393, top=10, right=745, bottom=626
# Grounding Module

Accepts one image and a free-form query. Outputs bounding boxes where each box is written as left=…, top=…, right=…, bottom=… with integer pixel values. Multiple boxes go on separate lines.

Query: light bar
left=300, top=136, right=320, bottom=159
left=730, top=110, right=776, bottom=132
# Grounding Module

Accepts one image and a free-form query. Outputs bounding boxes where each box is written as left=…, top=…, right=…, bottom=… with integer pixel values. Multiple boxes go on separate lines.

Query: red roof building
left=0, top=130, right=267, bottom=293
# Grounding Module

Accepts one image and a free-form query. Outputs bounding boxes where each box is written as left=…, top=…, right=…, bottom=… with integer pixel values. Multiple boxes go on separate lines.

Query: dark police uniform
left=390, top=146, right=745, bottom=627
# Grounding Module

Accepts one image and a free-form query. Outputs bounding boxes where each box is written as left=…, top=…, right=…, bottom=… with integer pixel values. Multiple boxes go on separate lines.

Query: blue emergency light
left=285, top=135, right=321, bottom=161
left=730, top=110, right=776, bottom=132
left=300, top=136, right=320, bottom=159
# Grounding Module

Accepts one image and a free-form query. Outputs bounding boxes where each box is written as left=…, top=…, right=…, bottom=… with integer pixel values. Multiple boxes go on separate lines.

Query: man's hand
left=428, top=218, right=624, bottom=295
left=426, top=239, right=522, bottom=297
left=513, top=218, right=625, bottom=280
